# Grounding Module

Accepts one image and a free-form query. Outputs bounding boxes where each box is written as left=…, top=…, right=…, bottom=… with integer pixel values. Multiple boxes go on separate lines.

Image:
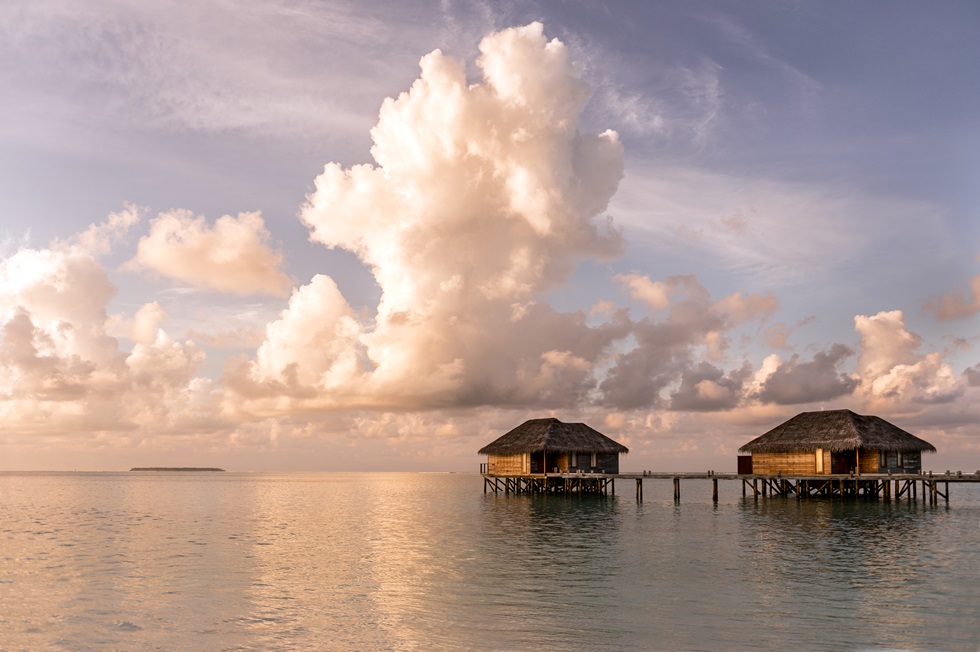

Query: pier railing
left=480, top=468, right=980, bottom=504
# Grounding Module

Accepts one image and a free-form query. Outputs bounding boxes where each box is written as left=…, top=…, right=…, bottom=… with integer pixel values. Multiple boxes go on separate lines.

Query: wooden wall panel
left=752, top=452, right=817, bottom=475
left=488, top=454, right=525, bottom=475
left=858, top=449, right=880, bottom=474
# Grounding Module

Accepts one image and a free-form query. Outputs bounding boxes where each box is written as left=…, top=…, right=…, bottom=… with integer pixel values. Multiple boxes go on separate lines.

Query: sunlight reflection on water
left=0, top=472, right=978, bottom=650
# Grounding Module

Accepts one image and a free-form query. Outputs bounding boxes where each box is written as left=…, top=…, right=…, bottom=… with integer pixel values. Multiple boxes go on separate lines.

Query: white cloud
left=68, top=204, right=141, bottom=257
left=0, top=216, right=212, bottom=437
left=854, top=310, right=964, bottom=407
left=228, top=23, right=629, bottom=413
left=127, top=210, right=292, bottom=296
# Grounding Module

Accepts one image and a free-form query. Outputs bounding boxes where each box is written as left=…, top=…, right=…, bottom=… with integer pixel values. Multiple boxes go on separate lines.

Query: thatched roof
left=738, top=409, right=936, bottom=454
left=478, top=418, right=629, bottom=456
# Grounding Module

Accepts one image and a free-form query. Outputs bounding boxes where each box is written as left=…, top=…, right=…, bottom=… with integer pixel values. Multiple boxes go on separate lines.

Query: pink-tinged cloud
left=926, top=274, right=980, bottom=320
left=227, top=23, right=629, bottom=412
left=854, top=310, right=963, bottom=406
left=601, top=275, right=776, bottom=409
left=0, top=221, right=210, bottom=437
left=669, top=361, right=752, bottom=411
left=128, top=210, right=292, bottom=296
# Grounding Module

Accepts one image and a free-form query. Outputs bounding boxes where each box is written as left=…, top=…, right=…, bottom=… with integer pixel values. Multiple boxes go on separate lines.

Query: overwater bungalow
left=738, top=409, right=936, bottom=475
left=479, top=417, right=628, bottom=475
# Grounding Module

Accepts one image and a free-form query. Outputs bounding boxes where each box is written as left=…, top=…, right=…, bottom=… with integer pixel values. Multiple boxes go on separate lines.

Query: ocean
left=1, top=471, right=978, bottom=651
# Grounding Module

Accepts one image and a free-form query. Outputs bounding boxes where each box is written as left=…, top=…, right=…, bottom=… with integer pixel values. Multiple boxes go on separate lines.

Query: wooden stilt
left=673, top=477, right=680, bottom=501
left=712, top=478, right=718, bottom=502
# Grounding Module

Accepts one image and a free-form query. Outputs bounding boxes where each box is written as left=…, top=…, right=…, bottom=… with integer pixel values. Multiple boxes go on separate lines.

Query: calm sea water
left=1, top=472, right=978, bottom=651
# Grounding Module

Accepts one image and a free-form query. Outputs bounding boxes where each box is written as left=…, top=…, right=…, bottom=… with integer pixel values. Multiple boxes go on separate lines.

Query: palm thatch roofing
left=738, top=409, right=936, bottom=454
left=478, top=418, right=629, bottom=456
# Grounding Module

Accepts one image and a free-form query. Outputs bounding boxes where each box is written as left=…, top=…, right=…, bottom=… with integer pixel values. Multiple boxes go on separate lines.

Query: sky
left=1, top=0, right=978, bottom=472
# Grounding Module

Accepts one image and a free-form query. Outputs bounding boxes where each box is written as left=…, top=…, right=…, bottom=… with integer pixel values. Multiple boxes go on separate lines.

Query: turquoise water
left=1, top=472, right=978, bottom=650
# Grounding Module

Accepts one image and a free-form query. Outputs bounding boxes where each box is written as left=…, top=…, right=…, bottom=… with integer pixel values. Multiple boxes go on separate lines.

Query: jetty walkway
left=481, top=470, right=980, bottom=504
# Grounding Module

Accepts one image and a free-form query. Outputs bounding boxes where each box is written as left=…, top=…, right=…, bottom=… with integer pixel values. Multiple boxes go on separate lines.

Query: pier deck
left=482, top=470, right=980, bottom=504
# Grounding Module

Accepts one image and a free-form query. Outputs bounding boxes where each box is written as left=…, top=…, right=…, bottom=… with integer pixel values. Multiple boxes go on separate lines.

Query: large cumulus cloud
left=227, top=23, right=631, bottom=412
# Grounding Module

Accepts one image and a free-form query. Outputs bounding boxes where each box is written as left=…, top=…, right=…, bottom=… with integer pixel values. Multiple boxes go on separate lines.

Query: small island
left=129, top=467, right=226, bottom=472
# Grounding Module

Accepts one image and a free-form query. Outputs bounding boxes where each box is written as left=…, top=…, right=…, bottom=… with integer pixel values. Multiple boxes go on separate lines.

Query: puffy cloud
left=617, top=273, right=670, bottom=310
left=106, top=301, right=167, bottom=345
left=128, top=210, right=291, bottom=296
left=753, top=343, right=857, bottom=405
left=229, top=23, right=629, bottom=412
left=925, top=274, right=980, bottom=320
left=66, top=204, right=141, bottom=256
left=0, top=216, right=210, bottom=437
left=854, top=310, right=963, bottom=406
left=600, top=274, right=775, bottom=409
left=669, top=361, right=751, bottom=411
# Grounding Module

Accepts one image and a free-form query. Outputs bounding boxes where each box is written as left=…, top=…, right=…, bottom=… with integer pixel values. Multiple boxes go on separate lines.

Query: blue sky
left=0, top=1, right=978, bottom=471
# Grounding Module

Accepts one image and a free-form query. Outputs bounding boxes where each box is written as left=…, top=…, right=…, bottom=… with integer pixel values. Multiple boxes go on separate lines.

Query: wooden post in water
left=945, top=481, right=949, bottom=505
left=673, top=477, right=680, bottom=501
left=712, top=478, right=718, bottom=503
left=753, top=478, right=759, bottom=498
left=636, top=478, right=643, bottom=501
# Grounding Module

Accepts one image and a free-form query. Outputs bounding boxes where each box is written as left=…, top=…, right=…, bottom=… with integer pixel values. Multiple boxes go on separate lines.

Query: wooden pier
left=482, top=470, right=980, bottom=504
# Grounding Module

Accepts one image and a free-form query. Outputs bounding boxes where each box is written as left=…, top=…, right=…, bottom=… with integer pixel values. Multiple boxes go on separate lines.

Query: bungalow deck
left=481, top=470, right=980, bottom=504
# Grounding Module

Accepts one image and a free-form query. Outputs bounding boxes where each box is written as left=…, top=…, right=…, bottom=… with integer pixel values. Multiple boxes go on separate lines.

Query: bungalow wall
left=858, top=449, right=879, bottom=474
left=596, top=452, right=620, bottom=474
left=488, top=452, right=621, bottom=475
left=872, top=449, right=922, bottom=473
left=487, top=453, right=526, bottom=475
left=749, top=449, right=922, bottom=475
left=750, top=452, right=818, bottom=475
left=566, top=451, right=620, bottom=474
